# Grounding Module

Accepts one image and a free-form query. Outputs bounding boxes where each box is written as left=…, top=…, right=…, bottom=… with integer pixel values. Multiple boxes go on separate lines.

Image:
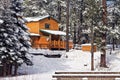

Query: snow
left=43, top=0, right=47, bottom=3
left=1, top=48, right=120, bottom=80
left=81, top=43, right=96, bottom=46
left=29, top=48, right=65, bottom=55
left=29, top=33, right=40, bottom=36
left=40, top=29, right=66, bottom=36
left=25, top=15, right=50, bottom=22
left=82, top=78, right=88, bottom=80
left=115, top=78, right=120, bottom=80
left=53, top=74, right=120, bottom=77
left=0, top=19, right=3, bottom=23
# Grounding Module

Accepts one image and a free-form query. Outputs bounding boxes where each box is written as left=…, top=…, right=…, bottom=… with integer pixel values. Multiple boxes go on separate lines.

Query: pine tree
left=83, top=0, right=103, bottom=70
left=23, top=0, right=49, bottom=17
left=107, top=0, right=120, bottom=50
left=0, top=0, right=32, bottom=76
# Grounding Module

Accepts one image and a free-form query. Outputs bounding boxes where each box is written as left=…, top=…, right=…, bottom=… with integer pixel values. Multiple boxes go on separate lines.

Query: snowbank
left=0, top=19, right=3, bottom=23
left=1, top=49, right=120, bottom=80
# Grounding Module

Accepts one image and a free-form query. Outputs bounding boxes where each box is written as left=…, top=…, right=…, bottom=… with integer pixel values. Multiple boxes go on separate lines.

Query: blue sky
left=107, top=1, right=114, bottom=6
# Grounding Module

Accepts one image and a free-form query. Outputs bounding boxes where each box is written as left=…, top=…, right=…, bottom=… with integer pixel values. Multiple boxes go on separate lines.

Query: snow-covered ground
left=1, top=48, right=120, bottom=80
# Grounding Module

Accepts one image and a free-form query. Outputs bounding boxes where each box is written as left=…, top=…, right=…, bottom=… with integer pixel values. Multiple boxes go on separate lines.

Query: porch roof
left=40, top=29, right=66, bottom=36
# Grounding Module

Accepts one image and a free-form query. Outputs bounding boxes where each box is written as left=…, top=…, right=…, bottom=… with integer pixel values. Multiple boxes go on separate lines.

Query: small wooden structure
left=25, top=15, right=73, bottom=49
left=81, top=44, right=97, bottom=52
left=53, top=72, right=120, bottom=80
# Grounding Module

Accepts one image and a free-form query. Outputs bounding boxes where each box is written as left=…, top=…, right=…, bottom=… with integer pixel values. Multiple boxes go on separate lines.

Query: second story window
left=45, top=23, right=50, bottom=29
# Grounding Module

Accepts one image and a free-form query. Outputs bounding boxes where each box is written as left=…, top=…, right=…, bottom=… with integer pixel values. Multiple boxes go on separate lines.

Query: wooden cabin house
left=25, top=15, right=73, bottom=50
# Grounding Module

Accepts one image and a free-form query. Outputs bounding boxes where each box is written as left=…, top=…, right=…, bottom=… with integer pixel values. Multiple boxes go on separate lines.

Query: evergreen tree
left=0, top=0, right=32, bottom=76
left=107, top=0, right=120, bottom=50
left=23, top=0, right=49, bottom=17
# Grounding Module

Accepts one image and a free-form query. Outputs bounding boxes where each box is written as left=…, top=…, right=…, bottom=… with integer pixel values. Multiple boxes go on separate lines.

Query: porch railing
left=49, top=40, right=73, bottom=49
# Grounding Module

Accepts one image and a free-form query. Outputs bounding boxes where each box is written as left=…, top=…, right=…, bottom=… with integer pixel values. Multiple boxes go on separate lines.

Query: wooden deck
left=39, top=40, right=73, bottom=50
left=49, top=40, right=73, bottom=50
left=53, top=72, right=120, bottom=80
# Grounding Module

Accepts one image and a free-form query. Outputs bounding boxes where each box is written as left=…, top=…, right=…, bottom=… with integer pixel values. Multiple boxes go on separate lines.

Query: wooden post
left=63, top=41, right=65, bottom=49
left=54, top=40, right=55, bottom=48
left=49, top=35, right=51, bottom=49
left=58, top=36, right=60, bottom=50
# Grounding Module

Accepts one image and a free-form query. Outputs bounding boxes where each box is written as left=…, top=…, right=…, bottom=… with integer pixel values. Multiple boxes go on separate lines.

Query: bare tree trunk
left=100, top=35, right=107, bottom=67
left=100, top=46, right=107, bottom=67
left=7, top=64, right=12, bottom=76
left=58, top=1, right=61, bottom=23
left=7, top=64, right=10, bottom=76
left=10, top=64, right=12, bottom=75
left=112, top=22, right=115, bottom=51
left=14, top=63, right=18, bottom=76
left=66, top=0, right=70, bottom=52
left=77, top=25, right=82, bottom=44
left=113, top=38, right=115, bottom=50
left=100, top=0, right=107, bottom=68
left=91, top=24, right=94, bottom=70
left=73, top=23, right=76, bottom=48
left=78, top=0, right=83, bottom=45
left=0, top=65, right=3, bottom=76
left=3, top=63, right=7, bottom=76
left=116, top=39, right=118, bottom=48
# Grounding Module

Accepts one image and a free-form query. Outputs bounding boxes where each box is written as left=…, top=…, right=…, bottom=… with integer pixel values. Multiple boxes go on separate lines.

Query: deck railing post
left=58, top=40, right=60, bottom=50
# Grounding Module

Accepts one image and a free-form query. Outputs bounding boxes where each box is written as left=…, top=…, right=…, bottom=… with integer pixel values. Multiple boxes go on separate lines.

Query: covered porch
left=40, top=29, right=73, bottom=50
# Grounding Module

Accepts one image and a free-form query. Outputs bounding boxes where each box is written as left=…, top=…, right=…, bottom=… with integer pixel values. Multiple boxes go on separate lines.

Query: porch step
left=53, top=72, right=120, bottom=80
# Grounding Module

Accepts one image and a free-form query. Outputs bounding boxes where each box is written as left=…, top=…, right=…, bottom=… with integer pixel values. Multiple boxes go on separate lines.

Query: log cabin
left=25, top=15, right=73, bottom=50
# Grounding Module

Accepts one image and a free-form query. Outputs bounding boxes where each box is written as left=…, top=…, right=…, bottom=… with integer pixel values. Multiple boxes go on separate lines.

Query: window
left=45, top=23, right=50, bottom=29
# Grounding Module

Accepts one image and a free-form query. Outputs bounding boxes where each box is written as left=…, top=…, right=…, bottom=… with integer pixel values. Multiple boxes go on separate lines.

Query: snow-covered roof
left=40, top=29, right=66, bottom=36
left=25, top=15, right=50, bottom=22
left=81, top=43, right=96, bottom=46
left=0, top=19, right=3, bottom=24
left=29, top=33, right=40, bottom=36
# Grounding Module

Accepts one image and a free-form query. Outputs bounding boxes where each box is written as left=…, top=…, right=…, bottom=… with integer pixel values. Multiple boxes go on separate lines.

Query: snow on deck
left=1, top=49, right=120, bottom=80
left=29, top=33, right=40, bottom=36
